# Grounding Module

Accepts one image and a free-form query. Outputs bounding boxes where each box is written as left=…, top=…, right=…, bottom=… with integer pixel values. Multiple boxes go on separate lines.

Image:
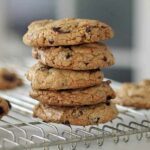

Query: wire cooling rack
left=0, top=57, right=150, bottom=149
left=0, top=81, right=150, bottom=150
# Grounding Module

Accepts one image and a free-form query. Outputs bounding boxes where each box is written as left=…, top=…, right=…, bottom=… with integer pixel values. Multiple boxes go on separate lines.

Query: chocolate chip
left=34, top=52, right=41, bottom=59
left=43, top=37, right=46, bottom=43
left=88, top=69, right=99, bottom=74
left=101, top=25, right=107, bottom=29
left=106, top=95, right=112, bottom=100
left=72, top=109, right=83, bottom=118
left=63, top=46, right=72, bottom=50
left=52, top=27, right=70, bottom=34
left=52, top=27, right=61, bottom=32
left=85, top=62, right=89, bottom=66
left=92, top=117, right=100, bottom=124
left=6, top=100, right=11, bottom=109
left=48, top=40, right=54, bottom=44
left=79, top=110, right=83, bottom=116
left=0, top=107, right=4, bottom=114
left=106, top=95, right=112, bottom=106
left=106, top=80, right=111, bottom=84
left=86, top=26, right=91, bottom=32
left=82, top=34, right=86, bottom=38
left=63, top=120, right=70, bottom=125
left=106, top=101, right=110, bottom=106
left=3, top=74, right=16, bottom=82
left=103, top=56, right=107, bottom=61
left=66, top=53, right=72, bottom=59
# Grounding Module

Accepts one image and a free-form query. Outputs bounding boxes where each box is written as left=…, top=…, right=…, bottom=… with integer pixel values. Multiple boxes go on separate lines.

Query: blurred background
left=0, top=0, right=149, bottom=82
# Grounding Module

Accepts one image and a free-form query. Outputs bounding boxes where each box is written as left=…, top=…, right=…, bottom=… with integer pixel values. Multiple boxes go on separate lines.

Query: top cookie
left=23, top=18, right=114, bottom=47
left=113, top=79, right=150, bottom=109
left=0, top=68, right=23, bottom=90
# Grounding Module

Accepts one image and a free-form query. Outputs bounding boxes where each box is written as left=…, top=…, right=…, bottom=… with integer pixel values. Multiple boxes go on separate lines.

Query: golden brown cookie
left=26, top=63, right=104, bottom=90
left=23, top=18, right=114, bottom=47
left=113, top=79, right=150, bottom=109
left=0, top=97, right=11, bottom=118
left=33, top=102, right=118, bottom=126
left=0, top=68, right=23, bottom=90
left=32, top=43, right=115, bottom=70
left=139, top=79, right=150, bottom=86
left=30, top=81, right=115, bottom=106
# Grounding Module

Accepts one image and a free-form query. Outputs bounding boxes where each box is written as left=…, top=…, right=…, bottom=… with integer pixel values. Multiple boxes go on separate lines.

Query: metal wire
left=0, top=84, right=150, bottom=150
left=0, top=59, right=150, bottom=149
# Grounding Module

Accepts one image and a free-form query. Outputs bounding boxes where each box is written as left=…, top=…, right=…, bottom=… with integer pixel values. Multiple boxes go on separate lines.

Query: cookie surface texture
left=23, top=18, right=114, bottom=47
left=30, top=81, right=115, bottom=106
left=33, top=102, right=118, bottom=126
left=32, top=43, right=115, bottom=70
left=26, top=63, right=104, bottom=90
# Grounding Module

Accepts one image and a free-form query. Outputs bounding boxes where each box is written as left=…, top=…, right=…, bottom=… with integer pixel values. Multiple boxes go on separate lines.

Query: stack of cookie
left=23, top=18, right=118, bottom=126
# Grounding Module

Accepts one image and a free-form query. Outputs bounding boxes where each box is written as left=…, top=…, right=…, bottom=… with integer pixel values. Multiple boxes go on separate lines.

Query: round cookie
left=33, top=102, right=118, bottom=126
left=139, top=79, right=150, bottom=86
left=26, top=63, right=104, bottom=90
left=0, top=68, right=23, bottom=90
left=30, top=81, right=115, bottom=106
left=32, top=43, right=115, bottom=70
left=23, top=18, right=114, bottom=47
left=113, top=80, right=150, bottom=109
left=0, top=97, right=11, bottom=118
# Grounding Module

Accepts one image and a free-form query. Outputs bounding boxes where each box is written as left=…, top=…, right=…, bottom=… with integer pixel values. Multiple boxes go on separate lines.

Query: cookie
left=30, top=81, right=115, bottom=106
left=26, top=63, right=104, bottom=90
left=0, top=68, right=23, bottom=90
left=113, top=79, right=150, bottom=109
left=139, top=79, right=150, bottom=86
left=32, top=43, right=115, bottom=70
left=0, top=97, right=11, bottom=118
left=23, top=18, right=114, bottom=47
left=33, top=102, right=118, bottom=126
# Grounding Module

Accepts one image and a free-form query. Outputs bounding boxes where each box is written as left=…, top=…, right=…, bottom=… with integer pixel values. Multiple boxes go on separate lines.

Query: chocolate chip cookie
left=32, top=43, right=115, bottom=70
left=0, top=97, right=11, bottom=118
left=113, top=79, right=150, bottom=109
left=23, top=18, right=114, bottom=47
left=33, top=102, right=118, bottom=126
left=0, top=68, right=23, bottom=90
left=26, top=63, right=104, bottom=90
left=30, top=81, right=115, bottom=106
